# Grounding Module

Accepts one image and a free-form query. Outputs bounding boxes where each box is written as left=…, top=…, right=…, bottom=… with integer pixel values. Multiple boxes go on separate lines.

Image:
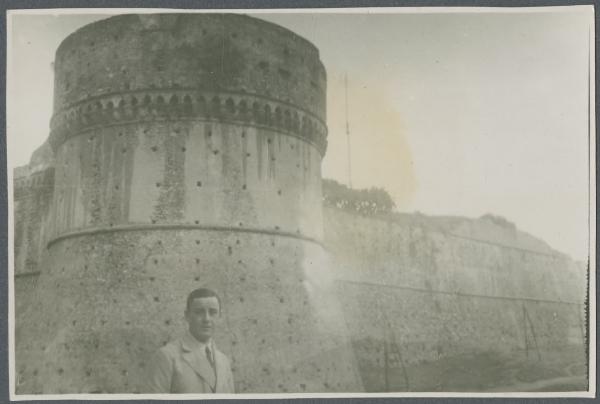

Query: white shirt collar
left=184, top=330, right=213, bottom=353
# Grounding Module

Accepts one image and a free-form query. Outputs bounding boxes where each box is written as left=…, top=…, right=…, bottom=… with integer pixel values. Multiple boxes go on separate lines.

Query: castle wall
left=323, top=208, right=587, bottom=391
left=48, top=120, right=323, bottom=242
left=17, top=230, right=359, bottom=393
left=13, top=168, right=54, bottom=318
left=13, top=168, right=55, bottom=275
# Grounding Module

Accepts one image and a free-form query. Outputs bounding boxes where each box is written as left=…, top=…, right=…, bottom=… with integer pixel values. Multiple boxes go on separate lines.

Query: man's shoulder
left=214, top=345, right=231, bottom=365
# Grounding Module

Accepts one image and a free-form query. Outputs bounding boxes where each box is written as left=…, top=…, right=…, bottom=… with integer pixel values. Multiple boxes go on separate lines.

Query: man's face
left=185, top=296, right=220, bottom=343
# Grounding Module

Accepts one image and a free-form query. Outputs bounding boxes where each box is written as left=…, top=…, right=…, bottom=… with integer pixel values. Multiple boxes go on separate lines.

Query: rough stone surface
left=17, top=231, right=359, bottom=393
left=324, top=208, right=587, bottom=391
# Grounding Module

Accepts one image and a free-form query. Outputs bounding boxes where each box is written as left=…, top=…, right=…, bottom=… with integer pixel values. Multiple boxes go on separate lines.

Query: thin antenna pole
left=344, top=73, right=353, bottom=188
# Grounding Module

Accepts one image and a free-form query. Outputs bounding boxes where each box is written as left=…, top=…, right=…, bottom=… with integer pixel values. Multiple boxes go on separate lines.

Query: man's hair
left=185, top=287, right=221, bottom=312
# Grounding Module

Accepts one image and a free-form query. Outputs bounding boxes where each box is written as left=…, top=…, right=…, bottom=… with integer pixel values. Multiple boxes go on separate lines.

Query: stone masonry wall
left=324, top=208, right=587, bottom=391
left=13, top=168, right=54, bottom=317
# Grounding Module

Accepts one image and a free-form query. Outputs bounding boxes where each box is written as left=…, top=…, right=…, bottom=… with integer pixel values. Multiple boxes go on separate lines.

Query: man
left=144, top=288, right=235, bottom=393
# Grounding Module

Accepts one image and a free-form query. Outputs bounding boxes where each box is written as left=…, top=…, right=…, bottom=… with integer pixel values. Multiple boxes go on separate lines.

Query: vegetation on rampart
left=322, top=178, right=396, bottom=215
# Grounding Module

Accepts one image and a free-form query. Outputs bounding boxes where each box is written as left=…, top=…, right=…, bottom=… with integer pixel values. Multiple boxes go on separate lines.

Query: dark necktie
left=206, top=346, right=215, bottom=370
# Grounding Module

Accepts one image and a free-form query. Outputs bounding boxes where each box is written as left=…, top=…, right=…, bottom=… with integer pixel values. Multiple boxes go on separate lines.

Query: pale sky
left=7, top=8, right=593, bottom=260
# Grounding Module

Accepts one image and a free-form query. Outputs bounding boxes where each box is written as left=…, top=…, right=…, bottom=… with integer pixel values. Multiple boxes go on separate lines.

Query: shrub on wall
left=322, top=178, right=396, bottom=215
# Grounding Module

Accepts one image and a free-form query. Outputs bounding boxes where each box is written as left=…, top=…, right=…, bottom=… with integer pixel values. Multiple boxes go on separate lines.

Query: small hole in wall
left=196, top=181, right=202, bottom=187
left=195, top=276, right=200, bottom=281
left=154, top=296, right=160, bottom=302
left=164, top=319, right=171, bottom=326
left=156, top=182, right=161, bottom=188
left=242, top=184, right=246, bottom=190
left=195, top=220, right=199, bottom=224
left=195, top=240, right=200, bottom=245
left=213, top=150, right=219, bottom=155
left=196, top=258, right=200, bottom=264
left=181, top=147, right=186, bottom=152
left=239, top=297, right=244, bottom=303
left=151, top=146, right=157, bottom=152
left=246, top=153, right=251, bottom=157
left=277, top=190, right=282, bottom=195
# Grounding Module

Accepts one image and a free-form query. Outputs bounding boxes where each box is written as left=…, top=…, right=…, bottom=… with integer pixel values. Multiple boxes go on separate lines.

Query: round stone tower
left=15, top=14, right=362, bottom=394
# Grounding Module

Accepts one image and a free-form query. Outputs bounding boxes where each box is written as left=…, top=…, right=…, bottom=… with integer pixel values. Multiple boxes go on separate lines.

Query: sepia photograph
left=6, top=6, right=595, bottom=398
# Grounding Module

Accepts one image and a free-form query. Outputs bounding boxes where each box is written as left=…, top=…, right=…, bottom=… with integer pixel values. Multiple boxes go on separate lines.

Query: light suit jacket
left=144, top=333, right=235, bottom=394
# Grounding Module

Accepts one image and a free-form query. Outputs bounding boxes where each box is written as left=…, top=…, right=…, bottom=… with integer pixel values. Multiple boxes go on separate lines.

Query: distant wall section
left=324, top=207, right=587, bottom=391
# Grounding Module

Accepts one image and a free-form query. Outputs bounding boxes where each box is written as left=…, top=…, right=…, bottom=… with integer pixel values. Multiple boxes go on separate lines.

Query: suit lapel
left=213, top=346, right=224, bottom=392
left=180, top=336, right=216, bottom=391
